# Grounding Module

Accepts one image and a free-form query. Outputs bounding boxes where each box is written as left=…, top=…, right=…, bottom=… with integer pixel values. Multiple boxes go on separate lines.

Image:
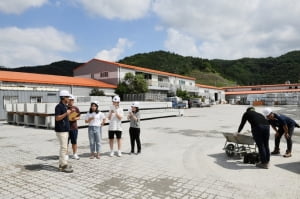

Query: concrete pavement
left=0, top=104, right=300, bottom=199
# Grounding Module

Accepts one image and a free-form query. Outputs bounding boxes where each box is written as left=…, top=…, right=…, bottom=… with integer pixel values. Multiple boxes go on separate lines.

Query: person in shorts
left=67, top=94, right=81, bottom=160
left=108, top=96, right=124, bottom=157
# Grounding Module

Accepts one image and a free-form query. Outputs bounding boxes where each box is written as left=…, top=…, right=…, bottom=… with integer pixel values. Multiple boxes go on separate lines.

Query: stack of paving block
left=5, top=100, right=182, bottom=129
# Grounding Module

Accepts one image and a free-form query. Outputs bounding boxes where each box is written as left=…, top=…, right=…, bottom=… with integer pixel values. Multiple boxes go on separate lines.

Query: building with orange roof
left=0, top=71, right=116, bottom=120
left=195, top=84, right=225, bottom=104
left=74, top=59, right=200, bottom=99
left=223, top=83, right=300, bottom=105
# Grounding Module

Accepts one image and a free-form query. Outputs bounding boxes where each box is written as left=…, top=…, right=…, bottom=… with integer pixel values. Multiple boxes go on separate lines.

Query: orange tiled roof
left=75, top=59, right=196, bottom=81
left=196, top=83, right=223, bottom=90
left=0, top=71, right=116, bottom=88
left=225, top=89, right=300, bottom=95
left=222, top=83, right=300, bottom=89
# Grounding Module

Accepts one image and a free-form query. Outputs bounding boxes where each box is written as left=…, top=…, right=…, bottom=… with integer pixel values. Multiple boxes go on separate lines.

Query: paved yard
left=0, top=104, right=300, bottom=198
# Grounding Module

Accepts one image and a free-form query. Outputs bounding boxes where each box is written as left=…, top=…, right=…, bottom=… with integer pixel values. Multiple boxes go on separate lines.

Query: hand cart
left=222, top=132, right=258, bottom=163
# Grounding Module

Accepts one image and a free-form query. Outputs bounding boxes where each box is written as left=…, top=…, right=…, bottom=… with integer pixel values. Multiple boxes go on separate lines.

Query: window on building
left=179, top=80, right=185, bottom=85
left=158, top=76, right=168, bottom=82
left=30, top=96, right=42, bottom=103
left=47, top=93, right=57, bottom=96
left=144, top=74, right=152, bottom=80
left=136, top=72, right=152, bottom=80
left=100, top=71, right=109, bottom=78
left=3, top=96, right=18, bottom=108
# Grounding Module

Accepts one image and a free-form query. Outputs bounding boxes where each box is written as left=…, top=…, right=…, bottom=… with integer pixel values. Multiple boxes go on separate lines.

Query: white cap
left=91, top=101, right=99, bottom=106
left=69, top=94, right=75, bottom=100
left=112, top=95, right=120, bottom=102
left=59, top=90, right=71, bottom=97
left=262, top=107, right=272, bottom=117
left=131, top=101, right=139, bottom=108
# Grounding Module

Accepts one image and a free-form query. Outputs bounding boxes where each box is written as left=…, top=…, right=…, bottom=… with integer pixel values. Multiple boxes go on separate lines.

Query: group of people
left=237, top=106, right=299, bottom=169
left=54, top=90, right=141, bottom=173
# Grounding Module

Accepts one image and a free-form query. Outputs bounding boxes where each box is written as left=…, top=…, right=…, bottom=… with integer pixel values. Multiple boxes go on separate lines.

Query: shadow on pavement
left=209, top=153, right=257, bottom=170
left=275, top=162, right=300, bottom=174
left=23, top=164, right=59, bottom=172
left=36, top=155, right=58, bottom=161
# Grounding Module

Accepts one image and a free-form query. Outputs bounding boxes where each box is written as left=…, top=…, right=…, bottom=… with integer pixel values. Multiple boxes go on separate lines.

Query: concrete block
left=7, top=113, right=16, bottom=124
left=35, top=115, right=47, bottom=128
left=4, top=104, right=13, bottom=112
left=47, top=116, right=55, bottom=129
left=12, top=103, right=17, bottom=112
left=35, top=103, right=46, bottom=114
left=16, top=103, right=25, bottom=113
left=45, top=103, right=57, bottom=114
left=25, top=103, right=35, bottom=113
left=16, top=114, right=25, bottom=125
left=25, top=115, right=35, bottom=126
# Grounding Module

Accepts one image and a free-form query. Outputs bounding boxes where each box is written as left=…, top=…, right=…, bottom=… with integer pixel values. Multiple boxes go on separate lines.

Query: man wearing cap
left=108, top=95, right=124, bottom=157
left=263, top=108, right=300, bottom=157
left=55, top=90, right=73, bottom=173
left=237, top=107, right=270, bottom=169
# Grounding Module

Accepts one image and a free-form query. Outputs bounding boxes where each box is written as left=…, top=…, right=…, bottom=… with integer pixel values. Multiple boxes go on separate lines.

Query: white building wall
left=119, top=67, right=135, bottom=80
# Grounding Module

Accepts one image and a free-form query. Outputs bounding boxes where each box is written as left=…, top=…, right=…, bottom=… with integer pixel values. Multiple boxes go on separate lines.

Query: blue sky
left=1, top=0, right=300, bottom=68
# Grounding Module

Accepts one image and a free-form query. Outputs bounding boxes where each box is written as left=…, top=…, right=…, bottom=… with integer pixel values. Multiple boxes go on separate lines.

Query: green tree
left=90, top=88, right=105, bottom=96
left=115, top=73, right=148, bottom=96
left=176, top=89, right=190, bottom=100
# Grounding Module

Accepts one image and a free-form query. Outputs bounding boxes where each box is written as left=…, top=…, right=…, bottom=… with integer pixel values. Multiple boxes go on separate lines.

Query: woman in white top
left=85, top=101, right=106, bottom=159
left=108, top=96, right=124, bottom=157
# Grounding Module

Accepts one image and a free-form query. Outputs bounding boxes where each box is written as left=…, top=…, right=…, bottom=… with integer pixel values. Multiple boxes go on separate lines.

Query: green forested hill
left=1, top=50, right=300, bottom=87
left=0, top=60, right=83, bottom=76
left=119, top=51, right=236, bottom=87
left=211, top=51, right=300, bottom=85
left=119, top=50, right=300, bottom=86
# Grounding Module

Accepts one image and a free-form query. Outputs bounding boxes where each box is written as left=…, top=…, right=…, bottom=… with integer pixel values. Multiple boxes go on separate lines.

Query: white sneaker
left=117, top=151, right=122, bottom=157
left=65, top=155, right=69, bottom=161
left=73, top=154, right=80, bottom=160
left=110, top=151, right=114, bottom=157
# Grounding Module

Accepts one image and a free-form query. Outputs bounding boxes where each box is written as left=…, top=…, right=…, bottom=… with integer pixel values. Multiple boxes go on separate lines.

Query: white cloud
left=0, top=26, right=77, bottom=67
left=0, top=0, right=48, bottom=14
left=77, top=0, right=152, bottom=20
left=95, top=38, right=133, bottom=61
left=153, top=0, right=300, bottom=59
left=165, top=28, right=199, bottom=57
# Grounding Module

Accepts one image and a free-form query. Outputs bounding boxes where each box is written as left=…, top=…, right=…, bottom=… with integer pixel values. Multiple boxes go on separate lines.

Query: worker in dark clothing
left=237, top=107, right=270, bottom=169
left=262, top=108, right=300, bottom=158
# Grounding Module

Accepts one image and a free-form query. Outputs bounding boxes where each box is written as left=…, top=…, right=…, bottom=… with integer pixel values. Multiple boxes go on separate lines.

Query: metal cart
left=222, top=132, right=257, bottom=159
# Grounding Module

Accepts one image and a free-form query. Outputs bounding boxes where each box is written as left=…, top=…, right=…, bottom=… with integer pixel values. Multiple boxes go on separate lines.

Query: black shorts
left=68, top=129, right=78, bottom=144
left=108, top=130, right=122, bottom=139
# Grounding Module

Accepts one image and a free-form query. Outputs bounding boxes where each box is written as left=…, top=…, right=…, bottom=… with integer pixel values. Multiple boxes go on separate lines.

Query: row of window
left=93, top=71, right=193, bottom=86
